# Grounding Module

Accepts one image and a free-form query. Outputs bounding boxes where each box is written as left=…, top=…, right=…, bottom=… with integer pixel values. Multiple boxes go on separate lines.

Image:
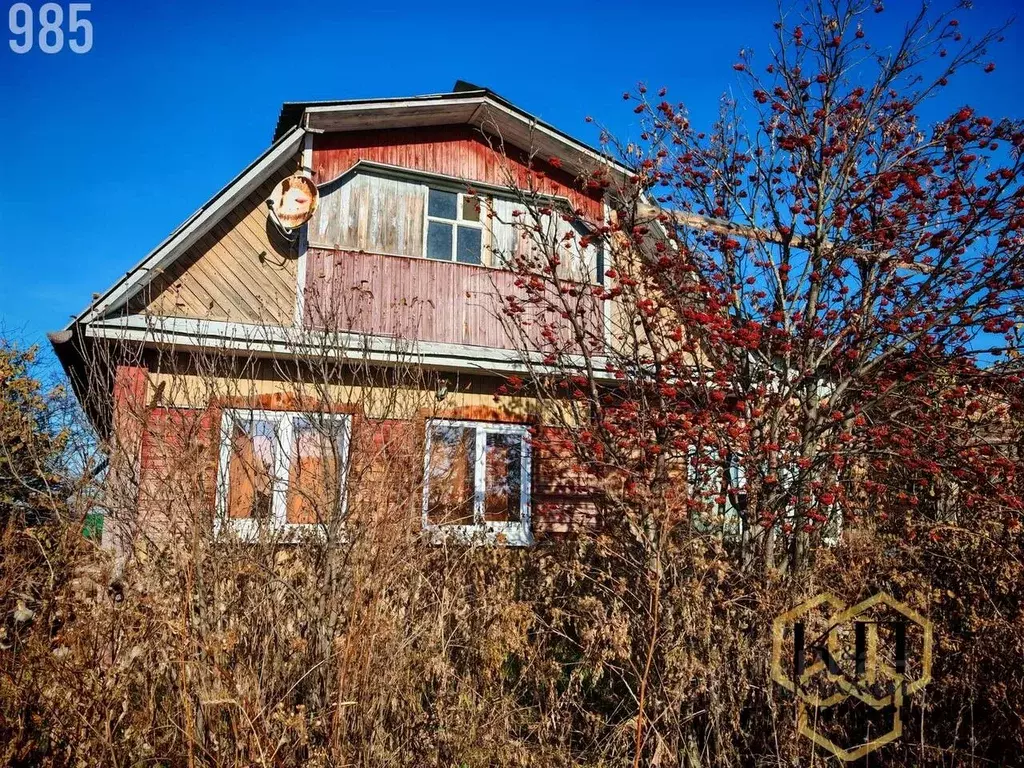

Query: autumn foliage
left=1, top=1, right=1023, bottom=766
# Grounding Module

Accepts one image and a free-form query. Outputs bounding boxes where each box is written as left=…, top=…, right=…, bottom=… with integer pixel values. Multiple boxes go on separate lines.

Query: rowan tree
left=501, top=0, right=1023, bottom=574
left=492, top=5, right=1024, bottom=760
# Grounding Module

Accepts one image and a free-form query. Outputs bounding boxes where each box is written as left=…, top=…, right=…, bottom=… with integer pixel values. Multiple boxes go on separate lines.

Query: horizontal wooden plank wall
left=128, top=156, right=301, bottom=325
left=304, top=247, right=603, bottom=351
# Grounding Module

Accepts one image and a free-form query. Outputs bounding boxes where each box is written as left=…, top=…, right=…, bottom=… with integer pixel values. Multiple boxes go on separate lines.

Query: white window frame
left=686, top=445, right=747, bottom=540
left=422, top=187, right=485, bottom=264
left=215, top=409, right=351, bottom=541
left=422, top=419, right=533, bottom=547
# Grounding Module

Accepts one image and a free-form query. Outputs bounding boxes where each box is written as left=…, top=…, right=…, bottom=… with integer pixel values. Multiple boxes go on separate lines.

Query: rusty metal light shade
left=267, top=174, right=318, bottom=231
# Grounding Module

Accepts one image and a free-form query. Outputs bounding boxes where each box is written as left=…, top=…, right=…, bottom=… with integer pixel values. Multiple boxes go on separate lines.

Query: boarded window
left=488, top=197, right=601, bottom=283
left=226, top=418, right=277, bottom=521
left=484, top=432, right=522, bottom=523
left=425, top=424, right=475, bottom=526
left=461, top=195, right=481, bottom=222
left=312, top=173, right=426, bottom=257
left=286, top=418, right=347, bottom=525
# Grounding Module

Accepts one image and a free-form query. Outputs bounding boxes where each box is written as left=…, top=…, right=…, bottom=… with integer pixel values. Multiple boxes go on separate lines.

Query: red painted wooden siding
left=137, top=406, right=219, bottom=542
left=133, top=404, right=597, bottom=541
left=304, top=247, right=604, bottom=351
left=311, top=126, right=605, bottom=221
left=304, top=127, right=606, bottom=351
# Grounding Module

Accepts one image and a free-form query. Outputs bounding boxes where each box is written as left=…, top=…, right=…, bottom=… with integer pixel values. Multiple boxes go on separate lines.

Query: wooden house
left=50, top=82, right=632, bottom=552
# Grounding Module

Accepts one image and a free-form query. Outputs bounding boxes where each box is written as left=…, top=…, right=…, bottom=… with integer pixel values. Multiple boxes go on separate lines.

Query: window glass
left=426, top=220, right=453, bottom=260
left=227, top=418, right=276, bottom=521
left=422, top=420, right=531, bottom=544
left=461, top=195, right=481, bottom=222
left=287, top=419, right=345, bottom=525
left=428, top=188, right=458, bottom=220
left=426, top=425, right=476, bottom=526
left=217, top=411, right=351, bottom=540
left=456, top=225, right=482, bottom=264
left=484, top=432, right=522, bottom=523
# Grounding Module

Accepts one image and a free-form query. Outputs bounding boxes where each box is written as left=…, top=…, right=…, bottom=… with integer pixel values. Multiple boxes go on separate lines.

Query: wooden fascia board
left=469, top=99, right=631, bottom=180
left=302, top=95, right=486, bottom=114
left=302, top=98, right=484, bottom=132
left=72, top=127, right=306, bottom=329
left=85, top=315, right=616, bottom=380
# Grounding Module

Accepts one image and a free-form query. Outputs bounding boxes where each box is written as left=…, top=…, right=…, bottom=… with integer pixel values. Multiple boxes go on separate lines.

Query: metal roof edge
left=70, top=126, right=305, bottom=330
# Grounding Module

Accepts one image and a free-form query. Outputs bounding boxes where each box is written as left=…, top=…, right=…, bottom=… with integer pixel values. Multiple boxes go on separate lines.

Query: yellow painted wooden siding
left=143, top=371, right=554, bottom=421
left=129, top=156, right=301, bottom=324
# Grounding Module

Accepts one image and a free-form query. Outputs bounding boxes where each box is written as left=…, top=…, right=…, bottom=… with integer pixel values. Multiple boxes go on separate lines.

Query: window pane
left=287, top=419, right=344, bottom=525
left=428, top=188, right=458, bottom=219
left=484, top=432, right=522, bottom=523
left=572, top=219, right=600, bottom=284
left=227, top=418, right=276, bottom=522
left=427, top=425, right=475, bottom=526
left=426, top=220, right=453, bottom=260
left=456, top=225, right=482, bottom=265
left=461, top=195, right=481, bottom=222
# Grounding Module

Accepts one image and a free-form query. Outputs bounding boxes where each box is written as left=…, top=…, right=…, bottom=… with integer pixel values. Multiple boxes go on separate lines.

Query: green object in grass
left=82, top=511, right=104, bottom=541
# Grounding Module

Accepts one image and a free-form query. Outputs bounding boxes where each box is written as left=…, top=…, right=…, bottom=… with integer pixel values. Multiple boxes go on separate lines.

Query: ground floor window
left=422, top=419, right=532, bottom=546
left=216, top=410, right=350, bottom=540
left=688, top=446, right=747, bottom=540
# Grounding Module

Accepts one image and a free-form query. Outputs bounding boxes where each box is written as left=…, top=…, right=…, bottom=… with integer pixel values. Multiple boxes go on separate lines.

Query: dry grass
left=2, top=490, right=1022, bottom=766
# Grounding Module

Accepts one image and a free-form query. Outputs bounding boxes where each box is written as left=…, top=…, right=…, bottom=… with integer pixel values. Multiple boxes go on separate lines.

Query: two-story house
left=50, top=82, right=632, bottom=553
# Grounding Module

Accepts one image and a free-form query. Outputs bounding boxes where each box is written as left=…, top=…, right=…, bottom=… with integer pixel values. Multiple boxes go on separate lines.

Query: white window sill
left=423, top=523, right=533, bottom=548
left=214, top=519, right=344, bottom=544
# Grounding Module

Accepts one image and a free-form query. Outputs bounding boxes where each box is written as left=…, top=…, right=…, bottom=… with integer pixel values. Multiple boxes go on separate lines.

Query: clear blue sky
left=1, top=0, right=1021, bottom=358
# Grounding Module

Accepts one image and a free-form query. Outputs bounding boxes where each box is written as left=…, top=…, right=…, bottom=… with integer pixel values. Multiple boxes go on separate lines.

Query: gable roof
left=274, top=80, right=630, bottom=182
left=65, top=82, right=629, bottom=333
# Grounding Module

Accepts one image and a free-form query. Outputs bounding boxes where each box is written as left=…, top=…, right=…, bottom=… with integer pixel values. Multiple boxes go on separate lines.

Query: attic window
left=425, top=188, right=483, bottom=264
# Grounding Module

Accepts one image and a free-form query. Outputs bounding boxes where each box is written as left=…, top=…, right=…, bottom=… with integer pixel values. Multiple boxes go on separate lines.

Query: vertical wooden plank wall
left=311, top=126, right=604, bottom=221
